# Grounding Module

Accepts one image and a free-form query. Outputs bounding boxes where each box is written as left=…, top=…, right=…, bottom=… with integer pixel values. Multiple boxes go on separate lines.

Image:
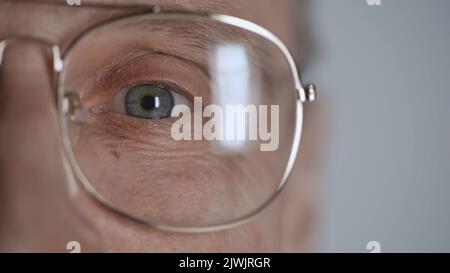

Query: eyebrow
left=90, top=19, right=271, bottom=93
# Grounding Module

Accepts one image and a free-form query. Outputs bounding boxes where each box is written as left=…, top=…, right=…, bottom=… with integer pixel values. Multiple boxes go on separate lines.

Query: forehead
left=0, top=0, right=295, bottom=48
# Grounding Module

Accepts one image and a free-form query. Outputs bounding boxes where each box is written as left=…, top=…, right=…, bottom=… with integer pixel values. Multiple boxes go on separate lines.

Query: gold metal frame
left=0, top=3, right=316, bottom=233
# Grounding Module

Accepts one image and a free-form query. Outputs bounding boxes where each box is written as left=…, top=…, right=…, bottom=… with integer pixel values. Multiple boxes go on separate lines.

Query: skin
left=0, top=0, right=320, bottom=252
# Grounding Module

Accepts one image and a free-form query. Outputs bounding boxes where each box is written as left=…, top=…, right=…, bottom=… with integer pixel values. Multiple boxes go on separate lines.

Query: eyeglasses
left=0, top=1, right=316, bottom=233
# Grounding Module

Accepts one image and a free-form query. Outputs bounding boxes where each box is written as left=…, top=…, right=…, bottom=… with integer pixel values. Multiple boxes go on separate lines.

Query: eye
left=124, top=84, right=178, bottom=119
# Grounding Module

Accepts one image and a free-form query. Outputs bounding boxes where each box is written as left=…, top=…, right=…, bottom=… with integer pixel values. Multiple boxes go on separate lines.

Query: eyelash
left=121, top=79, right=193, bottom=102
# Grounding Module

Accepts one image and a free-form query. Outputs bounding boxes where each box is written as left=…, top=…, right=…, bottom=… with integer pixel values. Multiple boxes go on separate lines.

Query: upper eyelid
left=76, top=49, right=212, bottom=109
left=95, top=48, right=211, bottom=92
left=95, top=48, right=157, bottom=88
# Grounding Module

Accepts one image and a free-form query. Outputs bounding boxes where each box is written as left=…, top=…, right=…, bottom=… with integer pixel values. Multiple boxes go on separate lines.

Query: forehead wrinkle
left=1, top=0, right=245, bottom=49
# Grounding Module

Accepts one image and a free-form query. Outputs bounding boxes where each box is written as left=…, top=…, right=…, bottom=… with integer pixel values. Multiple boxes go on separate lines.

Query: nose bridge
left=0, top=35, right=64, bottom=190
left=0, top=35, right=81, bottom=251
left=0, top=35, right=63, bottom=73
left=0, top=35, right=63, bottom=109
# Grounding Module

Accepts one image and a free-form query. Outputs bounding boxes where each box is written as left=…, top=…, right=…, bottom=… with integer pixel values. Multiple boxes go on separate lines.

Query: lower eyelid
left=84, top=112, right=181, bottom=147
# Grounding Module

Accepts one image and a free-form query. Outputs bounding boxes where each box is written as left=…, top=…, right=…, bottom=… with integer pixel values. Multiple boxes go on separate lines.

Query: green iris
left=125, top=85, right=174, bottom=119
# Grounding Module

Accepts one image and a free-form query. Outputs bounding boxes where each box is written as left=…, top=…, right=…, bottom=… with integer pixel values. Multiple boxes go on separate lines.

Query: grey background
left=300, top=0, right=450, bottom=252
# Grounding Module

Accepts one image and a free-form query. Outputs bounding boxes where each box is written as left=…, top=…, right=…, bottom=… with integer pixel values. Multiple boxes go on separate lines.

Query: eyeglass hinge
left=298, top=84, right=316, bottom=103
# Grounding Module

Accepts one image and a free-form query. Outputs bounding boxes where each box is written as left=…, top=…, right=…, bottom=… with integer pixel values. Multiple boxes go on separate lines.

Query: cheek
left=68, top=177, right=284, bottom=252
left=71, top=121, right=279, bottom=226
left=65, top=98, right=285, bottom=251
left=76, top=186, right=281, bottom=253
left=106, top=224, right=270, bottom=252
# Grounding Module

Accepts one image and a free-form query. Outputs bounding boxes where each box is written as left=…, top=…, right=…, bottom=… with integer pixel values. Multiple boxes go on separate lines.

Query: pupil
left=141, top=95, right=156, bottom=110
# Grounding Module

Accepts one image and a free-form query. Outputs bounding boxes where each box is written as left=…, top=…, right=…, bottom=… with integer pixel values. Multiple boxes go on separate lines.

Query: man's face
left=0, top=0, right=315, bottom=252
